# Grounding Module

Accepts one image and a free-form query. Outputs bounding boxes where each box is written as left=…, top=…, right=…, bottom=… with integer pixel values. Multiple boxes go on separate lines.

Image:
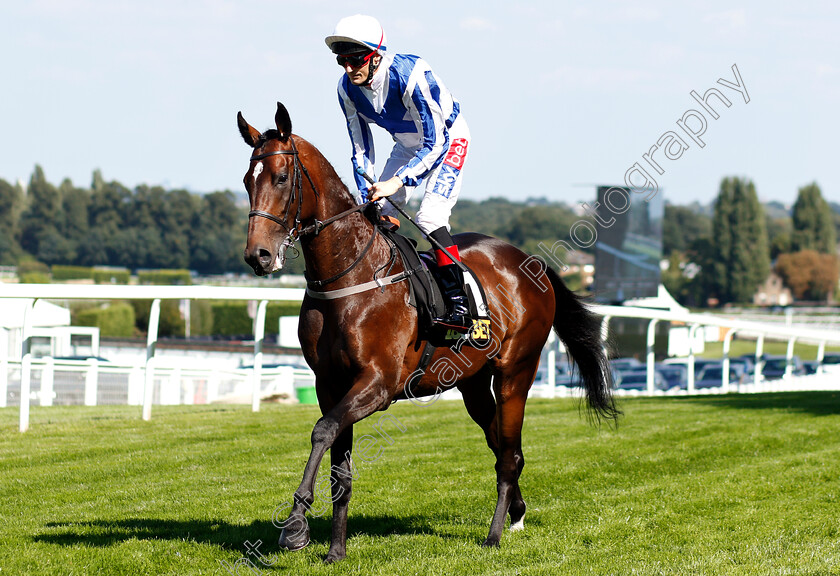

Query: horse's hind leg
left=482, top=360, right=536, bottom=547
left=459, top=368, right=527, bottom=533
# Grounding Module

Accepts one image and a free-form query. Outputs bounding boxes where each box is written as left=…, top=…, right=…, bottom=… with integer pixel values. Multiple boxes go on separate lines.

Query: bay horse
left=238, top=102, right=617, bottom=563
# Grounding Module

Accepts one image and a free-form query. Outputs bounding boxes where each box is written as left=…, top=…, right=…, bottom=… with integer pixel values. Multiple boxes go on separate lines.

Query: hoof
left=509, top=519, right=525, bottom=532
left=278, top=520, right=310, bottom=551
left=481, top=537, right=501, bottom=548
left=323, top=551, right=346, bottom=564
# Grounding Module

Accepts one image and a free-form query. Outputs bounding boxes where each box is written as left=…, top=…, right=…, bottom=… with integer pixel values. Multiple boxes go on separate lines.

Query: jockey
left=326, top=14, right=473, bottom=333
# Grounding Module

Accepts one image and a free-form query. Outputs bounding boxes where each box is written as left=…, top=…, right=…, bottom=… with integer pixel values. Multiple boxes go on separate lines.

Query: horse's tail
left=546, top=266, right=620, bottom=423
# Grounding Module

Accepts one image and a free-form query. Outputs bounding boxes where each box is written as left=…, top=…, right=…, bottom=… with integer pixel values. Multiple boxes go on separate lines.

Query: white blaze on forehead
left=252, top=161, right=264, bottom=184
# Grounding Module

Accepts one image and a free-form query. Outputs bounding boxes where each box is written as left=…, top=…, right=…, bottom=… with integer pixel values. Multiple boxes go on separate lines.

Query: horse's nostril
left=258, top=249, right=272, bottom=266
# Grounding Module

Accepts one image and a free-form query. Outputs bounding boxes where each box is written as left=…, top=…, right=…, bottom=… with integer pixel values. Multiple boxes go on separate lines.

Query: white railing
left=3, top=283, right=840, bottom=432
left=1, top=284, right=304, bottom=432
left=2, top=357, right=314, bottom=408
left=596, top=305, right=840, bottom=393
left=530, top=304, right=840, bottom=399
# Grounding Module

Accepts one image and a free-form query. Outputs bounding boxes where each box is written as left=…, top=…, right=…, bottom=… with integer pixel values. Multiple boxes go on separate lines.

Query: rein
left=247, top=136, right=385, bottom=289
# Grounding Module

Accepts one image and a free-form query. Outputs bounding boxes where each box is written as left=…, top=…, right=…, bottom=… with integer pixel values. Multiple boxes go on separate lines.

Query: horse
left=237, top=102, right=618, bottom=563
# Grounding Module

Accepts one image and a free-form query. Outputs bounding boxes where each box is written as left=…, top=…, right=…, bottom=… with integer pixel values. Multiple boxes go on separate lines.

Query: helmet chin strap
left=362, top=55, right=380, bottom=87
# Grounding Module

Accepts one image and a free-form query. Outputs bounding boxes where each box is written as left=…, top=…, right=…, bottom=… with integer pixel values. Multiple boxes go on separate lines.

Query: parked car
left=545, top=361, right=579, bottom=387
left=610, top=357, right=643, bottom=372
left=53, top=355, right=111, bottom=363
left=802, top=361, right=819, bottom=375
left=820, top=353, right=840, bottom=375
left=760, top=355, right=805, bottom=380
left=614, top=370, right=672, bottom=392
left=533, top=364, right=620, bottom=389
left=694, top=363, right=746, bottom=389
left=729, top=356, right=754, bottom=375
left=655, top=364, right=688, bottom=390
left=662, top=357, right=720, bottom=377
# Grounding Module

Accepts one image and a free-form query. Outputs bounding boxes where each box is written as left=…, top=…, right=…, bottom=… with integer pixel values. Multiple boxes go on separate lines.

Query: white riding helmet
left=325, top=14, right=387, bottom=55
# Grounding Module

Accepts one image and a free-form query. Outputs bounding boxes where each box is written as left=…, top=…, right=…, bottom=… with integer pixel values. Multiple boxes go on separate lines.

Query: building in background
left=593, top=185, right=664, bottom=304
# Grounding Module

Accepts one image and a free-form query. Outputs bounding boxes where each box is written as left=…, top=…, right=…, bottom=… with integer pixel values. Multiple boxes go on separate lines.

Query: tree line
left=0, top=167, right=587, bottom=278
left=1, top=167, right=837, bottom=306
left=662, top=179, right=838, bottom=305
left=0, top=166, right=247, bottom=274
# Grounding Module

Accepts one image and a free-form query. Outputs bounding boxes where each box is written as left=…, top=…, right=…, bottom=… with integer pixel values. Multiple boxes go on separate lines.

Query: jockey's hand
left=369, top=176, right=402, bottom=202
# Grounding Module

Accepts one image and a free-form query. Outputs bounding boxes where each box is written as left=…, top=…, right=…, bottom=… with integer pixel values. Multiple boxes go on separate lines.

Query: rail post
left=142, top=299, right=161, bottom=421
left=754, top=334, right=765, bottom=388
left=816, top=341, right=826, bottom=375
left=545, top=330, right=556, bottom=398
left=722, top=329, right=736, bottom=393
left=646, top=319, right=659, bottom=394
left=785, top=337, right=797, bottom=379
left=19, top=299, right=35, bottom=433
left=252, top=300, right=269, bottom=412
left=686, top=324, right=699, bottom=394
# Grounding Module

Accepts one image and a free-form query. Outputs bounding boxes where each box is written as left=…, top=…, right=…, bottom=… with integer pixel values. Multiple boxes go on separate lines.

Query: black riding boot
left=434, top=262, right=472, bottom=332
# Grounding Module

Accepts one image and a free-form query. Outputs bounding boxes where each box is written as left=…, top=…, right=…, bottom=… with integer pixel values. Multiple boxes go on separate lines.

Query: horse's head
left=238, top=102, right=316, bottom=276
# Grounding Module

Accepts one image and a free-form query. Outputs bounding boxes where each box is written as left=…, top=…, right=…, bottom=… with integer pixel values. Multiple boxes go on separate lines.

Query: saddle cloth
left=379, top=227, right=492, bottom=348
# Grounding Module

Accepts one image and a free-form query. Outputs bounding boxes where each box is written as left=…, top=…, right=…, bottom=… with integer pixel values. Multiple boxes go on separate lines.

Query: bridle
left=248, top=135, right=315, bottom=252
left=247, top=135, right=380, bottom=287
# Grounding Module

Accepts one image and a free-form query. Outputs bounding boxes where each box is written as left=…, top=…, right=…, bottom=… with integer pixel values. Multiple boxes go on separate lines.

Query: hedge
left=19, top=272, right=50, bottom=284
left=51, top=265, right=93, bottom=281
left=17, top=260, right=49, bottom=278
left=137, top=269, right=192, bottom=285
left=93, top=268, right=130, bottom=284
left=211, top=303, right=252, bottom=337
left=266, top=302, right=302, bottom=334
left=75, top=302, right=136, bottom=338
left=211, top=301, right=301, bottom=337
left=188, top=300, right=215, bottom=337
left=130, top=300, right=185, bottom=337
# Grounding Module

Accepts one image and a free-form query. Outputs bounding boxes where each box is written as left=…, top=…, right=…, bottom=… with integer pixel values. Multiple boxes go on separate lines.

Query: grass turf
left=1, top=393, right=839, bottom=575
left=698, top=339, right=840, bottom=361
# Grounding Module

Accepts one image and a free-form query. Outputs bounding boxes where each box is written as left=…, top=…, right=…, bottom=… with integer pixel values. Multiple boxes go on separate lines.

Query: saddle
left=377, top=225, right=492, bottom=349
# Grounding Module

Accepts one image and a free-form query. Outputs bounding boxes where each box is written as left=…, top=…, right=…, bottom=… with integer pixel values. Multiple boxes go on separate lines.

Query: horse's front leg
left=324, top=426, right=353, bottom=563
left=277, top=376, right=391, bottom=556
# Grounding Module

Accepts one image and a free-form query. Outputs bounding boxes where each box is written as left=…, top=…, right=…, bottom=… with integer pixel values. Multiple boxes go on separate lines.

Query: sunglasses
left=336, top=51, right=375, bottom=69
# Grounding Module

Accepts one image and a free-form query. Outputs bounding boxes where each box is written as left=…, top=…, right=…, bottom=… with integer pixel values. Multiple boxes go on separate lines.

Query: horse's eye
left=276, top=173, right=288, bottom=186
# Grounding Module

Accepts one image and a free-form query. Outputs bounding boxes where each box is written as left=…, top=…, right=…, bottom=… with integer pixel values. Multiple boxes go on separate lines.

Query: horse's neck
left=300, top=147, right=387, bottom=286
left=299, top=139, right=359, bottom=218
left=303, top=200, right=383, bottom=287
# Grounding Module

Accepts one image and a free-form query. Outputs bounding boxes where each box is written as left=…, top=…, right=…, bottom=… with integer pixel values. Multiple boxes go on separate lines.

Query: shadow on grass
left=675, top=391, right=840, bottom=416
left=35, top=514, right=455, bottom=550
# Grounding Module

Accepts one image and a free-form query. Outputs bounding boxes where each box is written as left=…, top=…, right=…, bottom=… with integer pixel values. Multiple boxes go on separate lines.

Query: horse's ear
left=237, top=112, right=261, bottom=147
left=275, top=102, right=292, bottom=141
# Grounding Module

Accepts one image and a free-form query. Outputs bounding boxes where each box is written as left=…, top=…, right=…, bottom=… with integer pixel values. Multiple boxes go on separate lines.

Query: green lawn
left=2, top=394, right=840, bottom=575
left=699, top=339, right=840, bottom=360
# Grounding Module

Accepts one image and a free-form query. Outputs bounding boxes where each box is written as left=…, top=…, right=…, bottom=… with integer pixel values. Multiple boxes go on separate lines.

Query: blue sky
left=2, top=1, right=838, bottom=206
